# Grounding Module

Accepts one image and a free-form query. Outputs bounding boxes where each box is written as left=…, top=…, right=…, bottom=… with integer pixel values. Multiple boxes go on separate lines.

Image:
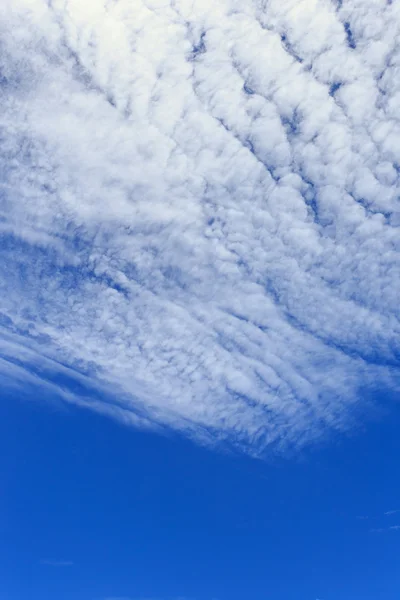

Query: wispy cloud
left=384, top=509, right=400, bottom=516
left=0, top=0, right=399, bottom=453
left=102, top=597, right=191, bottom=600
left=40, top=559, right=74, bottom=567
left=103, top=597, right=135, bottom=600
left=370, top=526, right=400, bottom=534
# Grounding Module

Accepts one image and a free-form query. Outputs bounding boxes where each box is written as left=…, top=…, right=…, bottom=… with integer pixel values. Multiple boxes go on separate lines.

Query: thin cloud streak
left=370, top=526, right=400, bottom=533
left=0, top=0, right=399, bottom=453
left=40, top=560, right=74, bottom=567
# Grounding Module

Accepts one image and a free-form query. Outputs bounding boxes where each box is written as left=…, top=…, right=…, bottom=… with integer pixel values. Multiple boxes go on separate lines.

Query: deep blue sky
left=2, top=387, right=400, bottom=600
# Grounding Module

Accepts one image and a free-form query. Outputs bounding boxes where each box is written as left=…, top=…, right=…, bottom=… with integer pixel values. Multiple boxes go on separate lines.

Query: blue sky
left=1, top=0, right=400, bottom=598
left=2, top=384, right=400, bottom=600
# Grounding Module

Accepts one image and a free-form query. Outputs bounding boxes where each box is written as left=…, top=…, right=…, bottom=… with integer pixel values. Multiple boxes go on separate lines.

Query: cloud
left=103, top=597, right=134, bottom=600
left=370, top=525, right=400, bottom=533
left=102, top=597, right=188, bottom=600
left=102, top=597, right=192, bottom=600
left=0, top=0, right=399, bottom=453
left=40, top=559, right=74, bottom=567
left=384, top=509, right=400, bottom=516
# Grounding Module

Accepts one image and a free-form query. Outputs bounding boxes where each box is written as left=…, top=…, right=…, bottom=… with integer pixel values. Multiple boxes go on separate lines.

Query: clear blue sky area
left=2, top=386, right=400, bottom=600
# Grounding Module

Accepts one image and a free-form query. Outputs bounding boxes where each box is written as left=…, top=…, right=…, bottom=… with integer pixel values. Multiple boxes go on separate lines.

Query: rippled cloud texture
left=1, top=0, right=399, bottom=452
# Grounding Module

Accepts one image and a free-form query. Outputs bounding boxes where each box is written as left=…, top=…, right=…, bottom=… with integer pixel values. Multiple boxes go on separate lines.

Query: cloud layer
left=0, top=0, right=399, bottom=452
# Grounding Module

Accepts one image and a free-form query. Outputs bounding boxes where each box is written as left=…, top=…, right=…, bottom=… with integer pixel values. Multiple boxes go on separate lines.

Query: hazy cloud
left=370, top=525, right=400, bottom=533
left=40, top=559, right=74, bottom=567
left=103, top=597, right=135, bottom=600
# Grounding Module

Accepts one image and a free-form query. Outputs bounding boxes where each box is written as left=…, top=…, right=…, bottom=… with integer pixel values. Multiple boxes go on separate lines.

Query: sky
left=2, top=381, right=400, bottom=600
left=0, top=0, right=400, bottom=598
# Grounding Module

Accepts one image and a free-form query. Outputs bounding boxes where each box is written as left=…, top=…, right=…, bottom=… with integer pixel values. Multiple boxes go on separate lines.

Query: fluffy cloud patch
left=0, top=0, right=399, bottom=452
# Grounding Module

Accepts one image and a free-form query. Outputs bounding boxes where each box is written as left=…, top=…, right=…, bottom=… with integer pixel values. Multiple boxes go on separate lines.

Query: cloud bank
left=0, top=0, right=399, bottom=452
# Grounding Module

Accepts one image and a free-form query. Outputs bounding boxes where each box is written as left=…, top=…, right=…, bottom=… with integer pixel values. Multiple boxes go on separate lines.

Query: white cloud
left=0, top=0, right=399, bottom=453
left=103, top=597, right=134, bottom=600
left=370, top=525, right=400, bottom=533
left=40, top=559, right=74, bottom=567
